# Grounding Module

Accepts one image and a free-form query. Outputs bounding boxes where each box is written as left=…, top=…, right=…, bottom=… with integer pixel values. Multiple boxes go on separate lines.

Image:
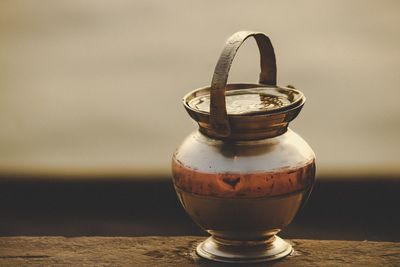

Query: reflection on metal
left=188, top=87, right=302, bottom=115
left=172, top=31, right=316, bottom=263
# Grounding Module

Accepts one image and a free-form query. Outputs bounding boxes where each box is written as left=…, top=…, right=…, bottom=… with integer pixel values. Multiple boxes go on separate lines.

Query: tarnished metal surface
left=175, top=187, right=311, bottom=263
left=208, top=31, right=276, bottom=138
left=188, top=87, right=302, bottom=115
left=173, top=160, right=315, bottom=198
left=172, top=31, right=316, bottom=263
left=196, top=236, right=292, bottom=263
left=183, top=84, right=305, bottom=140
left=172, top=130, right=315, bottom=198
left=175, top=187, right=310, bottom=238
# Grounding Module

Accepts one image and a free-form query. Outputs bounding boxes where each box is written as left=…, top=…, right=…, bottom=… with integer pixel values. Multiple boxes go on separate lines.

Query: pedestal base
left=196, top=235, right=292, bottom=263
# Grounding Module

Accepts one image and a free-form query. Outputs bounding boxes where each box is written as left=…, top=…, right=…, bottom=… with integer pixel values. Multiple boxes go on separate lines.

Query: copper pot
left=172, top=31, right=315, bottom=263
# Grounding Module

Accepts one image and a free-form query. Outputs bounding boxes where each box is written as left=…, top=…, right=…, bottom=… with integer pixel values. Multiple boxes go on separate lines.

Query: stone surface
left=0, top=236, right=399, bottom=266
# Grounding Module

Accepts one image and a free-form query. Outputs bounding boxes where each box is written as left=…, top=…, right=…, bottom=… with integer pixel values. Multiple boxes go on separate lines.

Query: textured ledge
left=0, top=236, right=399, bottom=266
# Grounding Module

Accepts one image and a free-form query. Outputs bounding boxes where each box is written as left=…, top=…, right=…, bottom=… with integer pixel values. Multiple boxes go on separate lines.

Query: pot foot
left=196, top=235, right=292, bottom=263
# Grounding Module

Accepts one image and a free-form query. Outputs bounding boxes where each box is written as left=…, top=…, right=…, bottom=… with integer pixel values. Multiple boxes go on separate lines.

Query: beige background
left=0, top=0, right=399, bottom=177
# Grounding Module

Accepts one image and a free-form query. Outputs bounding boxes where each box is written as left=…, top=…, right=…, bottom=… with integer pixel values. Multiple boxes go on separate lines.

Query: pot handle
left=209, top=31, right=277, bottom=138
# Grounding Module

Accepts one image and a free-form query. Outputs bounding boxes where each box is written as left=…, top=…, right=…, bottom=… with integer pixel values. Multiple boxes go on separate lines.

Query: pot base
left=196, top=235, right=292, bottom=263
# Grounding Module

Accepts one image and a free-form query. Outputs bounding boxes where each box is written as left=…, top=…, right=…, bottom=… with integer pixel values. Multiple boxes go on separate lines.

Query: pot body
left=171, top=129, right=315, bottom=261
left=172, top=30, right=315, bottom=263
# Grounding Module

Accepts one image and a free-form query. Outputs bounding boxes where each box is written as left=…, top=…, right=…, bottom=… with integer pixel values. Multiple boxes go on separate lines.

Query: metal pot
left=172, top=31, right=315, bottom=263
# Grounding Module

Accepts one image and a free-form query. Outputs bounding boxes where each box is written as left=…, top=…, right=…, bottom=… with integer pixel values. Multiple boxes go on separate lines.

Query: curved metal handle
left=209, top=31, right=277, bottom=138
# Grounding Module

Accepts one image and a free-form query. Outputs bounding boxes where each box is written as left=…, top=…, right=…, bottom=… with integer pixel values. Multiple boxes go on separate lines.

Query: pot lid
left=188, top=86, right=302, bottom=116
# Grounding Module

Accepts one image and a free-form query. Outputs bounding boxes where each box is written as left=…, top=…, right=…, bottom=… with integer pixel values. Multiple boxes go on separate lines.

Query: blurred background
left=0, top=0, right=399, bottom=241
